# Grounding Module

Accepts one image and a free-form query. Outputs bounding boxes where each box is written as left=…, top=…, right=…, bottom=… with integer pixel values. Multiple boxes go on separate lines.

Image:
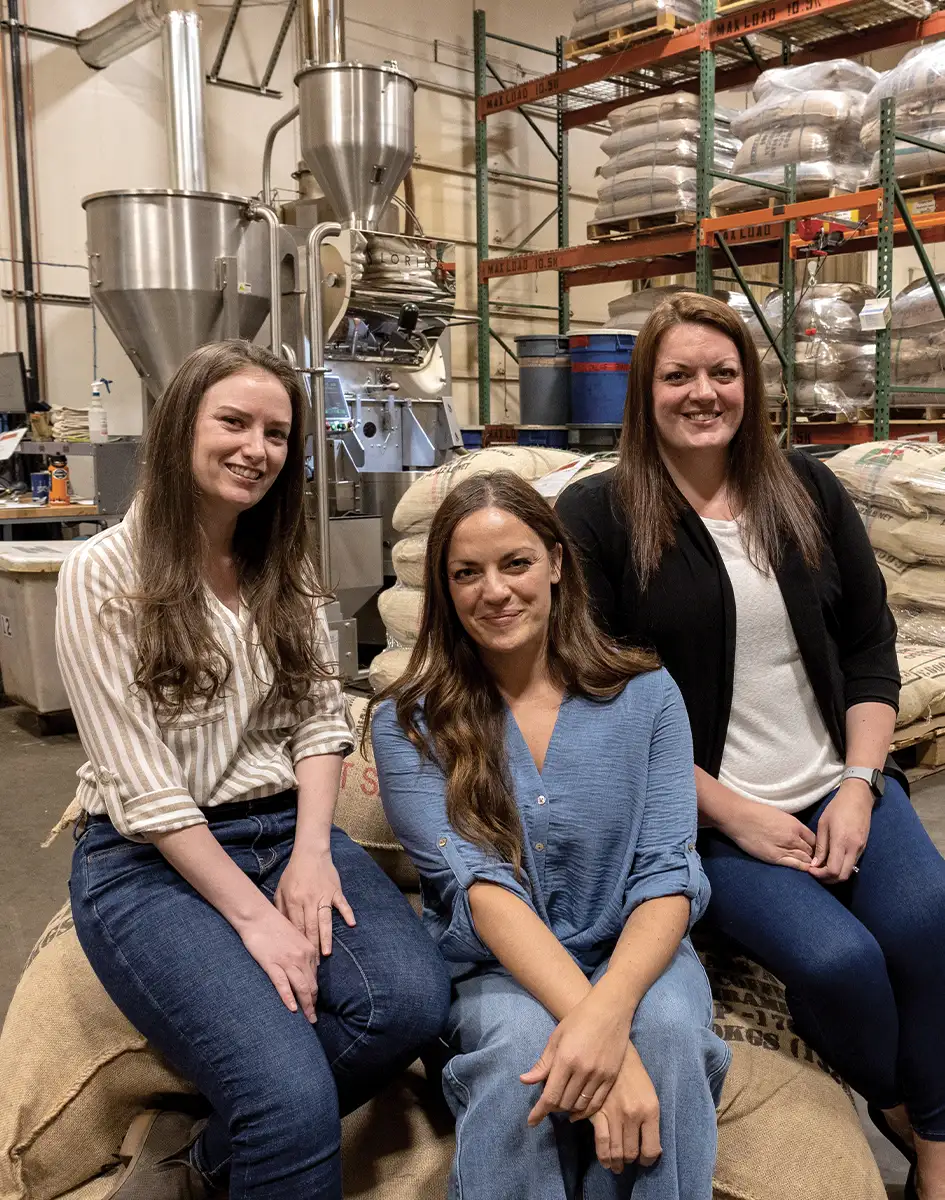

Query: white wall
left=2, top=0, right=616, bottom=439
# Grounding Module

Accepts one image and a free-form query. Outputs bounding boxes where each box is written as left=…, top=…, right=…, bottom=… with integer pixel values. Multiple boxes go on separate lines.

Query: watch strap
left=841, top=766, right=883, bottom=797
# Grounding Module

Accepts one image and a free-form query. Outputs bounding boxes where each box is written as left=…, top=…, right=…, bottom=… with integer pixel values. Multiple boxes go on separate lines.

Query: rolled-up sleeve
left=622, top=671, right=710, bottom=929
left=290, top=606, right=355, bottom=765
left=55, top=546, right=206, bottom=839
left=372, top=701, right=536, bottom=962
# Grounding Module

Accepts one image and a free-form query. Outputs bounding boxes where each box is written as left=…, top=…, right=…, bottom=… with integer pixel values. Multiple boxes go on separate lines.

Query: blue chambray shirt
left=372, top=667, right=709, bottom=976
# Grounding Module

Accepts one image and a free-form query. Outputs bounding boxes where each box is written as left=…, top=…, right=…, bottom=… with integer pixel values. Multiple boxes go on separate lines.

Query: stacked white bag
left=891, top=275, right=945, bottom=407
left=861, top=40, right=945, bottom=186
left=371, top=447, right=576, bottom=689
left=828, top=440, right=945, bottom=726
left=569, top=0, right=698, bottom=45
left=761, top=283, right=877, bottom=418
left=712, top=60, right=876, bottom=212
left=593, top=94, right=739, bottom=226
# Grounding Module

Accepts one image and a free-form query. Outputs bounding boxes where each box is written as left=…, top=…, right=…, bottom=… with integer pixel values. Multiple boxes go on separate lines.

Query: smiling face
left=191, top=368, right=292, bottom=518
left=446, top=506, right=562, bottom=662
left=651, top=321, right=745, bottom=458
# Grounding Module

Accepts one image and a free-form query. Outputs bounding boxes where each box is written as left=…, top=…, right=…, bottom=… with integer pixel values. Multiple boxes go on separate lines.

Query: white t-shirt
left=702, top=515, right=845, bottom=813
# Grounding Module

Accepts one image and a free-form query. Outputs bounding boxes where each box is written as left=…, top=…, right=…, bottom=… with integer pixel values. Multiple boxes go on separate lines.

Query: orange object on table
left=48, top=456, right=70, bottom=505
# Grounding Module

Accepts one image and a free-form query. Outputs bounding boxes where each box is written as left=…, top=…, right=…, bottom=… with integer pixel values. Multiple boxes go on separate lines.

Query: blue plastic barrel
left=568, top=331, right=636, bottom=425
left=516, top=335, right=570, bottom=425
left=516, top=426, right=569, bottom=449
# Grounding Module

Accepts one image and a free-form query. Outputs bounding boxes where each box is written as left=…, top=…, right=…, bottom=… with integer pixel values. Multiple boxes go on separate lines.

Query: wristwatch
left=841, top=766, right=886, bottom=799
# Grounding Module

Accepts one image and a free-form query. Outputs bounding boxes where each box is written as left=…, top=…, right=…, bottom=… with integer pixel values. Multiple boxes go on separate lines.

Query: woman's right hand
left=727, top=797, right=816, bottom=870
left=237, top=905, right=320, bottom=1023
left=587, top=1044, right=661, bottom=1174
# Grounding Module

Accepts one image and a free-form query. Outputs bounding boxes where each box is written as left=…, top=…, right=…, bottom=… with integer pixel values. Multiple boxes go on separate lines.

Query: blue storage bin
left=461, top=427, right=484, bottom=449
left=568, top=330, right=636, bottom=425
left=516, top=426, right=569, bottom=449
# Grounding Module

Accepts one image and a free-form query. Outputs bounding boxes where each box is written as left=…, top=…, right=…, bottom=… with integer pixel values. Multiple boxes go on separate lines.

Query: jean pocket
left=82, top=835, right=160, bottom=902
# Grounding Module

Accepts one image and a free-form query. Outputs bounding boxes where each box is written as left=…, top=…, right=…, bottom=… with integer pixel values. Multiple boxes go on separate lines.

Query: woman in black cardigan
left=558, top=292, right=945, bottom=1200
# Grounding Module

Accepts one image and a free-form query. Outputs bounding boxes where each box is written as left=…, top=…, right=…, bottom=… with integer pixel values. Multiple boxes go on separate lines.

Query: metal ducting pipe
left=298, top=0, right=345, bottom=66
left=77, top=0, right=175, bottom=70
left=163, top=9, right=207, bottom=191
left=77, top=0, right=206, bottom=192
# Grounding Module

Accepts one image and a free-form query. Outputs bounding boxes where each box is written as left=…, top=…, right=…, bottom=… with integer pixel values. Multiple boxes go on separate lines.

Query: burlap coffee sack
left=705, top=950, right=886, bottom=1200
left=893, top=605, right=945, bottom=649
left=392, top=448, right=574, bottom=536
left=534, top=455, right=618, bottom=504
left=377, top=585, right=424, bottom=649
left=337, top=697, right=418, bottom=890
left=828, top=440, right=945, bottom=516
left=900, top=456, right=945, bottom=517
left=0, top=917, right=196, bottom=1200
left=391, top=535, right=427, bottom=590
left=369, top=648, right=413, bottom=693
left=731, top=90, right=863, bottom=142
left=733, top=127, right=861, bottom=175
left=879, top=554, right=945, bottom=615
left=859, top=504, right=945, bottom=565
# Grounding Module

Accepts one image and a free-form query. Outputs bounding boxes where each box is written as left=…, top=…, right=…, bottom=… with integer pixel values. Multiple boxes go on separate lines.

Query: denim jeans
left=699, top=775, right=945, bottom=1139
left=69, top=794, right=451, bottom=1200
left=441, top=937, right=729, bottom=1200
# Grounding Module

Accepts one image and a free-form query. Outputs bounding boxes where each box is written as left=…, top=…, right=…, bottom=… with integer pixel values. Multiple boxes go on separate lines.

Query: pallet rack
left=474, top=0, right=945, bottom=442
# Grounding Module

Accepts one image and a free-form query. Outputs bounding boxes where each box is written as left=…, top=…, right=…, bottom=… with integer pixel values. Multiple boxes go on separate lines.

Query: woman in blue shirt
left=370, top=470, right=729, bottom=1200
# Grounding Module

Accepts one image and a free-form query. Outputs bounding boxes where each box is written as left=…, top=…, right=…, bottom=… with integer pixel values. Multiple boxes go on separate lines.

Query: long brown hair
left=120, top=339, right=332, bottom=716
left=614, top=291, right=822, bottom=586
left=368, top=470, right=658, bottom=873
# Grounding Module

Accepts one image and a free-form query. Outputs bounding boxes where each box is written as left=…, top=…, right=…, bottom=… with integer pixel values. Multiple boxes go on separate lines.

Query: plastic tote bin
left=517, top=426, right=569, bottom=449
left=0, top=542, right=79, bottom=713
left=568, top=330, right=636, bottom=425
left=515, top=335, right=570, bottom=425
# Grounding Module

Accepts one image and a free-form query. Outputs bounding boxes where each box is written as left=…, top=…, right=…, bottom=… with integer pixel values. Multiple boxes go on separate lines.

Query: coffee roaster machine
left=77, top=0, right=461, bottom=676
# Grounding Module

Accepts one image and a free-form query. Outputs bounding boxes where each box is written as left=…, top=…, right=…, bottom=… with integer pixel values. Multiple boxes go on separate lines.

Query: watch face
left=873, top=770, right=886, bottom=798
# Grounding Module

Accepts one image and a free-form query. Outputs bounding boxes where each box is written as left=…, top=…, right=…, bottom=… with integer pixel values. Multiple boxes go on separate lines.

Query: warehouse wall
left=2, top=6, right=941, bottom=450
left=0, top=0, right=619, bottom=440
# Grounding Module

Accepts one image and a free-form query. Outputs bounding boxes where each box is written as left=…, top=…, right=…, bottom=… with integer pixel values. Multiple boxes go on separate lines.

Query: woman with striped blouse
left=56, top=341, right=450, bottom=1200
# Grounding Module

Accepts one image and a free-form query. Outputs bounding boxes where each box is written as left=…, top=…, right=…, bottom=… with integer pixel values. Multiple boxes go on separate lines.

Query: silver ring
left=851, top=865, right=860, bottom=875
left=578, top=1092, right=591, bottom=1102
left=317, top=903, right=333, bottom=909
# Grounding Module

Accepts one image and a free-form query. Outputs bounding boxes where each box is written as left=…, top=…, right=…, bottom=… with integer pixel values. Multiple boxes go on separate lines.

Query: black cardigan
left=556, top=451, right=901, bottom=779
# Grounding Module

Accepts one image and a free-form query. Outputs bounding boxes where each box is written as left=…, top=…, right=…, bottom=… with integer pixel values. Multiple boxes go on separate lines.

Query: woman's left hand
left=808, top=780, right=874, bottom=884
left=274, top=848, right=356, bottom=959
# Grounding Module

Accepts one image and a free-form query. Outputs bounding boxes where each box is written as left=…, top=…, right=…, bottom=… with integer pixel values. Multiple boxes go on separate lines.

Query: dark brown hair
left=121, top=339, right=332, bottom=716
left=368, top=470, right=658, bottom=873
left=614, top=291, right=822, bottom=586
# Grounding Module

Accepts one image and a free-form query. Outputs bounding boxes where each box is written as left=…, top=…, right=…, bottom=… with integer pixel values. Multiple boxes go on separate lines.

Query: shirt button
left=98, top=769, right=113, bottom=784
left=687, top=842, right=695, bottom=852
left=535, top=842, right=545, bottom=851
left=438, top=838, right=447, bottom=847
left=537, top=795, right=546, bottom=805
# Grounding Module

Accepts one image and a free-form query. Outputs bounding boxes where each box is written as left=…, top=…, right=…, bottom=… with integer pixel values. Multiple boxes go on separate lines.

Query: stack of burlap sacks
left=373, top=447, right=579, bottom=688
left=891, top=273, right=945, bottom=406
left=592, top=94, right=739, bottom=226
left=711, top=60, right=877, bottom=212
left=760, top=283, right=878, bottom=419
left=862, top=38, right=945, bottom=185
left=828, top=440, right=945, bottom=727
left=568, top=0, right=698, bottom=45
left=603, top=285, right=781, bottom=398
left=0, top=693, right=888, bottom=1200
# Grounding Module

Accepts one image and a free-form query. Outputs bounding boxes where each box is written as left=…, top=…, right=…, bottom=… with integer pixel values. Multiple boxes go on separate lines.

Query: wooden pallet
left=564, top=10, right=691, bottom=61
left=892, top=713, right=945, bottom=782
left=587, top=211, right=697, bottom=242
left=890, top=404, right=945, bottom=421
left=712, top=185, right=861, bottom=219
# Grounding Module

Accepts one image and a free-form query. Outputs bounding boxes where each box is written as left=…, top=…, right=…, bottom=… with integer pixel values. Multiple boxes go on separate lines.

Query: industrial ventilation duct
left=77, top=0, right=207, bottom=191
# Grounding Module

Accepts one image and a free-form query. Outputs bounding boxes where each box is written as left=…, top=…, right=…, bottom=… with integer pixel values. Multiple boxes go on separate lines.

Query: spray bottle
left=88, top=379, right=110, bottom=444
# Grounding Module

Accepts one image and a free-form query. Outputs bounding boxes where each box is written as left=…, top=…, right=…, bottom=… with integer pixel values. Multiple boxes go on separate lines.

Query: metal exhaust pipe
left=163, top=9, right=207, bottom=191
left=298, top=0, right=345, bottom=66
left=77, top=1, right=206, bottom=191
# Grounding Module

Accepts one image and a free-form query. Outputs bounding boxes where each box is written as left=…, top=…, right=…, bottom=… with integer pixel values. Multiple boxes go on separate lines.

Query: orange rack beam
left=701, top=190, right=884, bottom=244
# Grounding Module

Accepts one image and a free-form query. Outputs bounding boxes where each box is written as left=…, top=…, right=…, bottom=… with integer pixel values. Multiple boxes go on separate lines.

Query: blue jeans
left=442, top=938, right=729, bottom=1200
left=69, top=794, right=451, bottom=1200
left=699, top=775, right=945, bottom=1139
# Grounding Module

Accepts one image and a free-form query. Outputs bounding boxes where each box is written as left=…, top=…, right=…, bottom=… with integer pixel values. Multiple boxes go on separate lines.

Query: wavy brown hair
left=615, top=291, right=822, bottom=586
left=119, top=339, right=332, bottom=717
left=367, top=470, right=658, bottom=873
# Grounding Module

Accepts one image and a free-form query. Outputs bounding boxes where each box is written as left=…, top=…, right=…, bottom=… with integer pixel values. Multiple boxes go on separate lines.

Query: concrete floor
left=2, top=700, right=945, bottom=1196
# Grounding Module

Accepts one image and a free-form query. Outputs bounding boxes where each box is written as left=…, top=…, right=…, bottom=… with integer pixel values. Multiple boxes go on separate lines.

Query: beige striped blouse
left=55, top=511, right=354, bottom=839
